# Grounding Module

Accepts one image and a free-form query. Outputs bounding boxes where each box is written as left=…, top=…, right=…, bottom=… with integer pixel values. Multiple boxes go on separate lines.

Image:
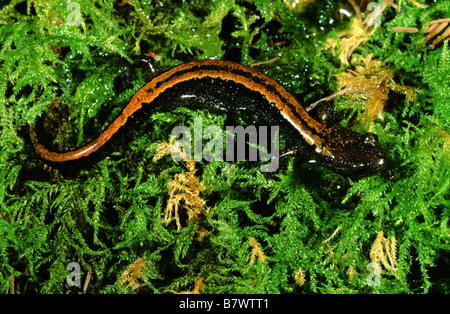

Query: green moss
left=1, top=0, right=449, bottom=294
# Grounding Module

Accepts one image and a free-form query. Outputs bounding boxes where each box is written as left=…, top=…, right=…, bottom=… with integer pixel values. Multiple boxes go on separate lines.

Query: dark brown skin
left=30, top=59, right=387, bottom=176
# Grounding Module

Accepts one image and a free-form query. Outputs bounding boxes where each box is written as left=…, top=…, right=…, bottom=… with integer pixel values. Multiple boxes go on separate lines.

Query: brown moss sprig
left=370, top=231, right=398, bottom=273
left=118, top=257, right=146, bottom=289
left=249, top=237, right=266, bottom=264
left=153, top=138, right=209, bottom=231
left=308, top=54, right=417, bottom=130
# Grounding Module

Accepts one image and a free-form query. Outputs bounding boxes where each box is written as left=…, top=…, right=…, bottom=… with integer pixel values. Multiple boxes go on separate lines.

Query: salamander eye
left=364, top=132, right=379, bottom=146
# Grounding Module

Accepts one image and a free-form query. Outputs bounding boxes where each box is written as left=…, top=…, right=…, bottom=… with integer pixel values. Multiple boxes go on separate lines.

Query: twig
left=425, top=19, right=450, bottom=46
left=428, top=18, right=450, bottom=25
left=10, top=274, right=14, bottom=294
left=83, top=268, right=92, bottom=293
left=347, top=0, right=363, bottom=24
left=251, top=57, right=280, bottom=66
left=390, top=27, right=419, bottom=33
left=306, top=85, right=385, bottom=112
left=381, top=0, right=401, bottom=11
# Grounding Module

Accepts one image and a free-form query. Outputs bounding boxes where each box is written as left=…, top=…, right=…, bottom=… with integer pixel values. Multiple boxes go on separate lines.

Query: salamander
left=30, top=59, right=387, bottom=176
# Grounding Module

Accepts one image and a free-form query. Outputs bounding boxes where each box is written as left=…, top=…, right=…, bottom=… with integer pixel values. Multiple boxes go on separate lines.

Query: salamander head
left=315, top=126, right=387, bottom=176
